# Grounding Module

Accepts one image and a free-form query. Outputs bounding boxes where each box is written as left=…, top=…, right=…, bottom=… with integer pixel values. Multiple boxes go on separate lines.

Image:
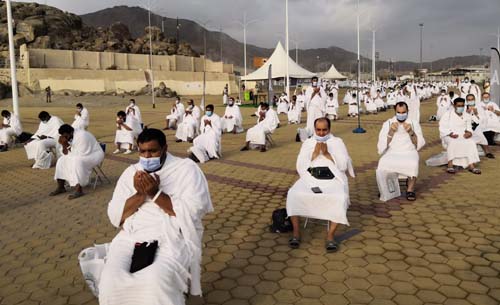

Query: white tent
left=322, top=64, right=347, bottom=80
left=241, top=42, right=316, bottom=81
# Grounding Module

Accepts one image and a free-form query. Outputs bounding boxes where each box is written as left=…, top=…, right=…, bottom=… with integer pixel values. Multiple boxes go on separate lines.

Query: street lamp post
left=371, top=29, right=376, bottom=82
left=285, top=0, right=290, bottom=98
left=353, top=0, right=366, bottom=134
left=419, top=23, right=424, bottom=70
left=5, top=0, right=19, bottom=116
left=235, top=13, right=258, bottom=88
left=147, top=0, right=156, bottom=108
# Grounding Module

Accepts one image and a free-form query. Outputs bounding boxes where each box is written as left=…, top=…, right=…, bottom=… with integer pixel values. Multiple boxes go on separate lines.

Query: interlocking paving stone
left=1, top=95, right=499, bottom=305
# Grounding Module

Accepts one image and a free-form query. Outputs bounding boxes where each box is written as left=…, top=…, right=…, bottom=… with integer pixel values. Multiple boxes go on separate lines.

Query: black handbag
left=130, top=241, right=158, bottom=273
left=308, top=167, right=335, bottom=180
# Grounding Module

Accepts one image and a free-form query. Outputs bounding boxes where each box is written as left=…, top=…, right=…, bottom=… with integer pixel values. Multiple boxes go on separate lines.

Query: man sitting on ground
left=189, top=104, right=222, bottom=163
left=175, top=105, right=199, bottom=143
left=221, top=97, right=244, bottom=133
left=439, top=98, right=481, bottom=174
left=286, top=117, right=354, bottom=253
left=376, top=101, right=425, bottom=202
left=164, top=98, right=185, bottom=130
left=241, top=103, right=279, bottom=152
left=24, top=111, right=63, bottom=169
left=288, top=95, right=301, bottom=124
left=113, top=111, right=134, bottom=155
left=50, top=124, right=104, bottom=199
left=0, top=110, right=22, bottom=151
left=99, top=128, right=213, bottom=305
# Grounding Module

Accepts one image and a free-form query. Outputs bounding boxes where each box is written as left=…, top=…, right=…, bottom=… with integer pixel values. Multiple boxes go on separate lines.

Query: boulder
left=108, top=22, right=131, bottom=41
left=16, top=18, right=47, bottom=42
left=13, top=33, right=26, bottom=48
left=31, top=35, right=51, bottom=49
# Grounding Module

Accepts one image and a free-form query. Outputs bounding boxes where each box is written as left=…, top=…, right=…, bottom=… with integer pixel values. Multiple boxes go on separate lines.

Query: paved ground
left=0, top=94, right=499, bottom=305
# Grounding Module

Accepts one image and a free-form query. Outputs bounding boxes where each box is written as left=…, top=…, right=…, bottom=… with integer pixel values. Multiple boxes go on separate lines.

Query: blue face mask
left=139, top=156, right=162, bottom=172
left=396, top=113, right=408, bottom=122
left=206, top=111, right=213, bottom=117
left=315, top=134, right=331, bottom=143
left=456, top=107, right=465, bottom=114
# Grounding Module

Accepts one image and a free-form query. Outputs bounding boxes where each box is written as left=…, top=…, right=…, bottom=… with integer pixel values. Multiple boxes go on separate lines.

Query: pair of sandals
left=49, top=188, right=84, bottom=200
left=447, top=167, right=481, bottom=175
left=288, top=237, right=339, bottom=253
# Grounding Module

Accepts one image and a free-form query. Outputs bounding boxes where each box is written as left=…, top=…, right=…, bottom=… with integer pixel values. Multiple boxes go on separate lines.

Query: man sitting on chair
left=286, top=117, right=355, bottom=253
left=188, top=104, right=222, bottom=163
left=50, top=124, right=104, bottom=199
left=24, top=111, right=64, bottom=169
left=376, top=101, right=425, bottom=202
left=439, top=97, right=481, bottom=174
left=240, top=103, right=279, bottom=152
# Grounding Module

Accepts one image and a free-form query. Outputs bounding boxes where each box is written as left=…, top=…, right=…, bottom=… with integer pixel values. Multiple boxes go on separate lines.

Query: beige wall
left=25, top=48, right=233, bottom=74
left=21, top=68, right=235, bottom=95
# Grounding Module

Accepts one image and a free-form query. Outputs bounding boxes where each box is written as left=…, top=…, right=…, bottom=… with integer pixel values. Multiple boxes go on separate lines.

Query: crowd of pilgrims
left=0, top=75, right=498, bottom=304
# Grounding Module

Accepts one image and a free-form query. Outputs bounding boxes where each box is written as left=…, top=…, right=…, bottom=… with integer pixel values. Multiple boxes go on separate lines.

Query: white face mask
left=315, top=134, right=331, bottom=143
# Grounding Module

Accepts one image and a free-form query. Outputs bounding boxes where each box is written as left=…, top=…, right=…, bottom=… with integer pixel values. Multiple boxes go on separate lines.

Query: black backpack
left=269, top=208, right=293, bottom=233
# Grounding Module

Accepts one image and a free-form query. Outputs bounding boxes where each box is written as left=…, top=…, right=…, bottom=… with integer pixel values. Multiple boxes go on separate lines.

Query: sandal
left=486, top=153, right=495, bottom=159
left=406, top=191, right=416, bottom=201
left=49, top=188, right=66, bottom=196
left=68, top=191, right=84, bottom=200
left=325, top=240, right=339, bottom=253
left=288, top=237, right=301, bottom=249
left=469, top=168, right=481, bottom=175
left=446, top=167, right=456, bottom=174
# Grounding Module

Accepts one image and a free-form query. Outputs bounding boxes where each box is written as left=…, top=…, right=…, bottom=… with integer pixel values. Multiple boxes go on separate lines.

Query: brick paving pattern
left=0, top=95, right=499, bottom=305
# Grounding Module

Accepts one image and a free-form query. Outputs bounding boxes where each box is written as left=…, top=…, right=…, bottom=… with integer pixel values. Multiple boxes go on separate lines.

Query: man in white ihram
left=221, top=97, right=244, bottom=133
left=24, top=111, right=64, bottom=169
left=99, top=128, right=213, bottom=305
left=50, top=124, right=104, bottom=199
left=376, top=101, right=425, bottom=202
left=240, top=103, right=279, bottom=152
left=287, top=118, right=355, bottom=253
left=439, top=97, right=481, bottom=174
left=188, top=104, right=222, bottom=163
left=175, top=101, right=199, bottom=143
left=305, top=76, right=326, bottom=136
left=72, top=103, right=90, bottom=130
left=0, top=110, right=22, bottom=151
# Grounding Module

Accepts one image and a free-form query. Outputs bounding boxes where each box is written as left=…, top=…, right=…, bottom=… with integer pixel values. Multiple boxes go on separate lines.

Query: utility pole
left=176, top=17, right=180, bottom=50
left=5, top=0, right=19, bottom=116
left=148, top=0, right=155, bottom=108
left=220, top=26, right=223, bottom=62
left=372, top=29, right=376, bottom=82
left=419, top=23, right=424, bottom=70
left=285, top=0, right=290, bottom=98
left=353, top=0, right=366, bottom=134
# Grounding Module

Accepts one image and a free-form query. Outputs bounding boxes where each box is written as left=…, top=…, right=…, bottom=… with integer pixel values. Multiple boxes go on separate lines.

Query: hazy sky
left=28, top=0, right=500, bottom=62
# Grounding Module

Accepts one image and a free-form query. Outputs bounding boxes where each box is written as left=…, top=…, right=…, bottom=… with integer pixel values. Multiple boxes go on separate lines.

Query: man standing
left=0, top=110, right=22, bottom=151
left=99, top=128, right=213, bottom=305
left=460, top=77, right=471, bottom=99
left=189, top=104, right=222, bottom=163
left=304, top=76, right=327, bottom=136
left=71, top=103, right=90, bottom=130
left=45, top=86, right=52, bottom=103
left=223, top=83, right=229, bottom=105
left=439, top=98, right=481, bottom=174
left=241, top=103, right=279, bottom=152
left=376, top=102, right=425, bottom=201
left=287, top=118, right=354, bottom=252
left=24, top=111, right=64, bottom=169
left=50, top=124, right=104, bottom=199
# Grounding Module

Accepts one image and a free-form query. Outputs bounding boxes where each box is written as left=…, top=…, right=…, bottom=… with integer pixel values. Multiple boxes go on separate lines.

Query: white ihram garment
left=190, top=114, right=222, bottom=163
left=0, top=114, right=22, bottom=145
left=376, top=118, right=425, bottom=201
left=305, top=87, right=327, bottom=135
left=175, top=114, right=198, bottom=142
left=286, top=135, right=355, bottom=225
left=439, top=110, right=480, bottom=168
left=221, top=105, right=244, bottom=133
left=99, top=154, right=213, bottom=305
left=287, top=103, right=301, bottom=124
left=246, top=109, right=279, bottom=146
left=72, top=108, right=90, bottom=130
left=436, top=95, right=451, bottom=120
left=54, top=130, right=104, bottom=187
left=24, top=116, right=63, bottom=169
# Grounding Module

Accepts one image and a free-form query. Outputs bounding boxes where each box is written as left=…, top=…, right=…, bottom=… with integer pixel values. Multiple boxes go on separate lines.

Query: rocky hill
left=0, top=2, right=198, bottom=59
